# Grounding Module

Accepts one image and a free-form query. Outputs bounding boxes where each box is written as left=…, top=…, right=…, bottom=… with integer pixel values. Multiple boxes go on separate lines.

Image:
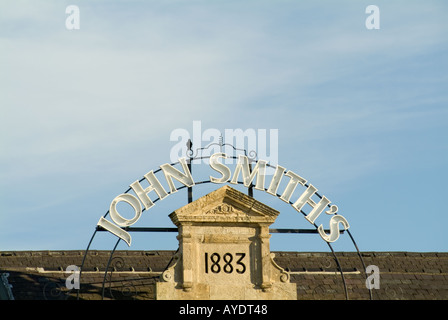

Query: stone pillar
left=156, top=185, right=297, bottom=300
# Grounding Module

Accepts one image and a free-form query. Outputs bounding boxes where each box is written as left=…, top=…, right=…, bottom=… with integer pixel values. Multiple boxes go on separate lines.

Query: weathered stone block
left=156, top=186, right=297, bottom=300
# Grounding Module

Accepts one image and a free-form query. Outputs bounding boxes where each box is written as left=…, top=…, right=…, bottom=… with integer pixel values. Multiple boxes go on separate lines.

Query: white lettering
left=130, top=171, right=168, bottom=210
left=65, top=5, right=80, bottom=30
left=266, top=165, right=286, bottom=196
left=97, top=217, right=132, bottom=246
left=365, top=5, right=380, bottom=30
left=279, top=171, right=307, bottom=203
left=209, top=153, right=231, bottom=183
left=98, top=152, right=349, bottom=245
left=160, top=158, right=195, bottom=193
left=169, top=128, right=190, bottom=162
left=169, top=121, right=278, bottom=172
left=318, top=215, right=350, bottom=242
left=292, top=184, right=333, bottom=224
left=109, top=193, right=142, bottom=227
left=201, top=127, right=221, bottom=158
left=256, top=129, right=278, bottom=175
left=192, top=120, right=203, bottom=156
left=366, top=265, right=380, bottom=289
left=230, top=155, right=267, bottom=191
left=224, top=129, right=257, bottom=164
left=223, top=305, right=231, bottom=314
left=179, top=304, right=213, bottom=317
left=65, top=265, right=80, bottom=290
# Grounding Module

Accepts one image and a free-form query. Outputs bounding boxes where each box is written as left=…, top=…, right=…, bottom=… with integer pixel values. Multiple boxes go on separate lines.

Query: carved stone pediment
left=157, top=185, right=296, bottom=300
left=169, top=185, right=279, bottom=225
left=204, top=203, right=236, bottom=215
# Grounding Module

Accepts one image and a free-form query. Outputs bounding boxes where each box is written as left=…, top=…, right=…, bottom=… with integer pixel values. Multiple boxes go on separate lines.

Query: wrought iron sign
left=78, top=140, right=371, bottom=300
left=97, top=152, right=349, bottom=246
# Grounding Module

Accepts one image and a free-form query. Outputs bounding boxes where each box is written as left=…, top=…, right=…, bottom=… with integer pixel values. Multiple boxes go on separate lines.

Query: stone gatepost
left=156, top=185, right=297, bottom=300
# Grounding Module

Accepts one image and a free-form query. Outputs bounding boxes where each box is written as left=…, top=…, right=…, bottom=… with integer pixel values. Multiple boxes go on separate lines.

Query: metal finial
left=219, top=135, right=223, bottom=152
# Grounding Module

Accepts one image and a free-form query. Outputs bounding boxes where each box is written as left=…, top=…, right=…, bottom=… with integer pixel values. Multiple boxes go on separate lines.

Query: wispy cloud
left=0, top=1, right=447, bottom=250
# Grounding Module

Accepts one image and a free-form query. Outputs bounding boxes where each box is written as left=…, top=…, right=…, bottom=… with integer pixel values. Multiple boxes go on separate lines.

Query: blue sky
left=0, top=1, right=447, bottom=253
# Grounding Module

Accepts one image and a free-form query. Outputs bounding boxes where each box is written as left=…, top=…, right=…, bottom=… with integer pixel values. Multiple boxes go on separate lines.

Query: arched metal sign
left=98, top=153, right=349, bottom=246
left=78, top=141, right=372, bottom=300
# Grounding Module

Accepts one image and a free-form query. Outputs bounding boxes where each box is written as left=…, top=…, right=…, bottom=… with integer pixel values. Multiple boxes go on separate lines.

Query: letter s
left=209, top=153, right=231, bottom=183
left=318, top=215, right=350, bottom=243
